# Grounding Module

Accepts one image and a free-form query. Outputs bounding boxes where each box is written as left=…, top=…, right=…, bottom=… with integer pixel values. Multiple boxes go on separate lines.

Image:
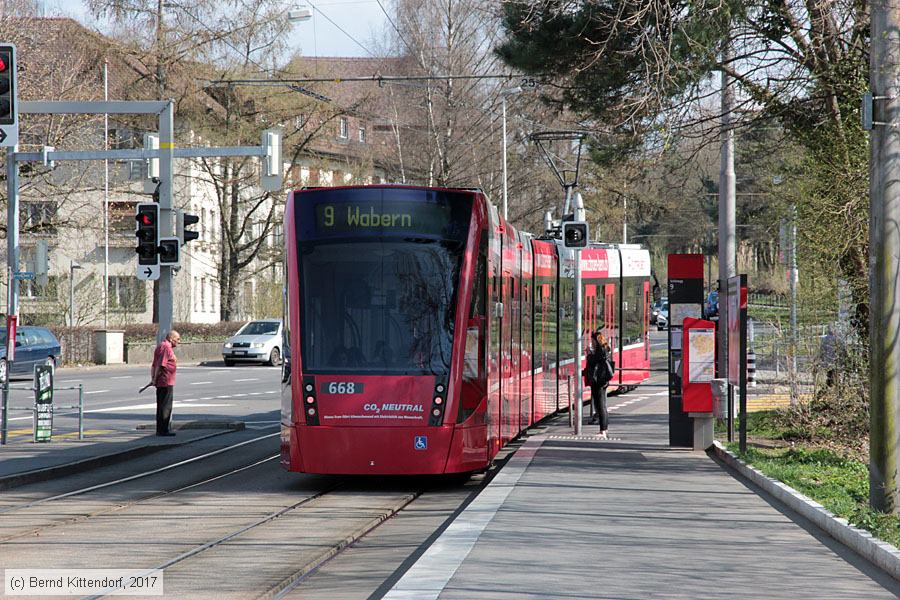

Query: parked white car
left=222, top=319, right=283, bottom=366
left=656, top=308, right=669, bottom=331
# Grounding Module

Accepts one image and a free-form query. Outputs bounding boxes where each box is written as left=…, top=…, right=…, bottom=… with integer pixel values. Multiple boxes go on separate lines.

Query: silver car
left=222, top=319, right=283, bottom=366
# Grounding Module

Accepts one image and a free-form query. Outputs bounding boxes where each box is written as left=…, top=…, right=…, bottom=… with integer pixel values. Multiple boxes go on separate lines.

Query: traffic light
left=177, top=209, right=200, bottom=244
left=135, top=203, right=160, bottom=265
left=158, top=237, right=180, bottom=267
left=563, top=221, right=589, bottom=248
left=0, top=44, right=16, bottom=126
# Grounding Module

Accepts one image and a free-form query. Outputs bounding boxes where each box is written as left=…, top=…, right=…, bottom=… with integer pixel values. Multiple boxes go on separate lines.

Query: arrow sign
left=136, top=263, right=160, bottom=281
left=0, top=128, right=6, bottom=144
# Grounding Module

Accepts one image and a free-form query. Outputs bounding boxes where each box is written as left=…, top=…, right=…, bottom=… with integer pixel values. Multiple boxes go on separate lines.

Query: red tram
left=281, top=185, right=650, bottom=475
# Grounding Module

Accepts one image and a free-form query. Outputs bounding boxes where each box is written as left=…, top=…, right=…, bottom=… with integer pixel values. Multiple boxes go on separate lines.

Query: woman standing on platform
left=586, top=330, right=614, bottom=439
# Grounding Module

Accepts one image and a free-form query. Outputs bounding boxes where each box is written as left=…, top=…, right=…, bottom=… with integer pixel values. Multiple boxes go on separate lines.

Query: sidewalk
left=386, top=395, right=900, bottom=599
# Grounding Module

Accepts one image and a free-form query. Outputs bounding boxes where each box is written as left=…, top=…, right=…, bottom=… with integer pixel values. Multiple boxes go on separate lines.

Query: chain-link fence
left=749, top=319, right=866, bottom=406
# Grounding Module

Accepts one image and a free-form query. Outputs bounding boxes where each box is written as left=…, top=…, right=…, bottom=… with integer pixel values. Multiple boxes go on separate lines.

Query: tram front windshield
left=300, top=240, right=463, bottom=375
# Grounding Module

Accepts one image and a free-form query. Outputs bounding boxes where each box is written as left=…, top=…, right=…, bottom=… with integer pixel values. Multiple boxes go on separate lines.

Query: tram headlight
left=434, top=397, right=443, bottom=405
left=432, top=408, right=441, bottom=417
left=307, top=407, right=316, bottom=416
left=306, top=396, right=315, bottom=404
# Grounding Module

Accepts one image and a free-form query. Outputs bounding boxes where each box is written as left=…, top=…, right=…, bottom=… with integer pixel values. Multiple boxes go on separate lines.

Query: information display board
left=667, top=253, right=705, bottom=447
left=33, top=364, right=53, bottom=442
left=682, top=318, right=716, bottom=413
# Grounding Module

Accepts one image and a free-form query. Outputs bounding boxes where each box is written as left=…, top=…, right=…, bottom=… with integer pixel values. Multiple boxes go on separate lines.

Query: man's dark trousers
left=156, top=386, right=174, bottom=434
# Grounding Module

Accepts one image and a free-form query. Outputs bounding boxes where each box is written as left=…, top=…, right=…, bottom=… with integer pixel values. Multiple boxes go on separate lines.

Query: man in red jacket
left=150, top=330, right=181, bottom=436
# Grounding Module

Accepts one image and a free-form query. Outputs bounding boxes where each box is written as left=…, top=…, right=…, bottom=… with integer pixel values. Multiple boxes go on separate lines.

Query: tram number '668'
left=320, top=382, right=365, bottom=394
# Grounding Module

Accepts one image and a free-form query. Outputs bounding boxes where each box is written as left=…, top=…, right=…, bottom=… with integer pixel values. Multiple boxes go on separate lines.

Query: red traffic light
left=138, top=214, right=153, bottom=226
left=0, top=57, right=6, bottom=72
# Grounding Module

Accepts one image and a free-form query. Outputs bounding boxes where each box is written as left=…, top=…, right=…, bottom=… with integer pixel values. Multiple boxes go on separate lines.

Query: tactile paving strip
left=546, top=435, right=623, bottom=442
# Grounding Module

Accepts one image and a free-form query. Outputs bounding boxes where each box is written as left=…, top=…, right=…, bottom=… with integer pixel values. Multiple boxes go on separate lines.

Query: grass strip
left=728, top=443, right=900, bottom=548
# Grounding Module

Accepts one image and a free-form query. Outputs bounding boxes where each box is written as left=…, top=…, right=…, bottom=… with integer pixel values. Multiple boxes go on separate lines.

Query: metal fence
left=749, top=320, right=866, bottom=402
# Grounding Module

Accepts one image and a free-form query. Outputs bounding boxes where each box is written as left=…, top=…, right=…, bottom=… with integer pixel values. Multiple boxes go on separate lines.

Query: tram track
left=81, top=486, right=420, bottom=599
left=0, top=431, right=281, bottom=543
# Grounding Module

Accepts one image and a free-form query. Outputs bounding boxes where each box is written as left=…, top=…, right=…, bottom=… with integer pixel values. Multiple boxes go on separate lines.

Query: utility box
left=94, top=330, right=125, bottom=365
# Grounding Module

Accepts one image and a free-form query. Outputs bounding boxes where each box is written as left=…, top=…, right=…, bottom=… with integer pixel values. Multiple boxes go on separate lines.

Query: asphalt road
left=4, top=361, right=282, bottom=437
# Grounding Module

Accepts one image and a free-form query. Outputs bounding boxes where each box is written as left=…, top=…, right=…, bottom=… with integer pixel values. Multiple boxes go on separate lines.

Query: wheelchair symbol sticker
left=414, top=436, right=427, bottom=450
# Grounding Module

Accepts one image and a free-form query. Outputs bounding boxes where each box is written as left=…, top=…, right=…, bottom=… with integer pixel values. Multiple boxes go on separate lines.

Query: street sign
left=137, top=264, right=160, bottom=281
left=33, top=363, right=53, bottom=442
left=13, top=271, right=34, bottom=280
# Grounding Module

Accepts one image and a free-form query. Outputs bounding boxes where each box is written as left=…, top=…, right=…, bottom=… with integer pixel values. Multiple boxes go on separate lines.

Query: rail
left=3, top=384, right=84, bottom=442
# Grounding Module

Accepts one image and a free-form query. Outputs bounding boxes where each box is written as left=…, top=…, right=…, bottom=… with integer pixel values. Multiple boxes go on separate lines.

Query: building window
left=358, top=126, right=366, bottom=143
left=273, top=223, right=283, bottom=248
left=108, top=276, right=146, bottom=311
left=21, top=201, right=58, bottom=234
left=339, top=117, right=348, bottom=139
left=200, top=278, right=206, bottom=312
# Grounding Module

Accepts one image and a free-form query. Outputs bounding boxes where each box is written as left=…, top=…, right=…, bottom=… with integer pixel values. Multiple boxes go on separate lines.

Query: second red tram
left=281, top=185, right=650, bottom=475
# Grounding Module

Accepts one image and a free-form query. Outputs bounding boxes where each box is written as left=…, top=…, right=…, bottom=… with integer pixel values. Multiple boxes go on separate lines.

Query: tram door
left=643, top=281, right=651, bottom=361
left=604, top=284, right=617, bottom=384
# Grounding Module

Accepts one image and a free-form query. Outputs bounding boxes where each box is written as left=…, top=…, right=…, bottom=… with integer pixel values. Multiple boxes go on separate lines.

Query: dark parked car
left=0, top=326, right=62, bottom=382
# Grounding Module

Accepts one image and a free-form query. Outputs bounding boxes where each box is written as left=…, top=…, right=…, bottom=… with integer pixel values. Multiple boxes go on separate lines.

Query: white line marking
left=190, top=381, right=213, bottom=385
left=234, top=378, right=259, bottom=382
left=111, top=376, right=133, bottom=380
left=216, top=395, right=233, bottom=399
left=84, top=390, right=110, bottom=395
left=88, top=402, right=234, bottom=413
left=385, top=436, right=545, bottom=599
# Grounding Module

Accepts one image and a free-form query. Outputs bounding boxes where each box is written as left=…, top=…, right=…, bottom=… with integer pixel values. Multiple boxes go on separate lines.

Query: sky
left=46, top=0, right=390, bottom=58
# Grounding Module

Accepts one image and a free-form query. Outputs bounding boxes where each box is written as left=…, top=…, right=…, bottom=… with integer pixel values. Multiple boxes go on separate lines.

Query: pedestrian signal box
left=158, top=237, right=180, bottom=268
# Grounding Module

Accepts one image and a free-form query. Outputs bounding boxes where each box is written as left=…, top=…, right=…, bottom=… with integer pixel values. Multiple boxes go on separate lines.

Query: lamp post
left=288, top=6, right=312, bottom=22
left=500, top=86, right=522, bottom=221
left=69, top=261, right=83, bottom=328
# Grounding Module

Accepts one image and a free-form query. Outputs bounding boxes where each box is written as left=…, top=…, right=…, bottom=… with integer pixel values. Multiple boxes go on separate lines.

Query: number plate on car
left=320, top=382, right=365, bottom=394
left=235, top=351, right=246, bottom=355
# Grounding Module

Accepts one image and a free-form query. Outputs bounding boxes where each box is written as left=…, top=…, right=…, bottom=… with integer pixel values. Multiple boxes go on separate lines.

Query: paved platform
left=0, top=425, right=236, bottom=489
left=386, top=394, right=900, bottom=599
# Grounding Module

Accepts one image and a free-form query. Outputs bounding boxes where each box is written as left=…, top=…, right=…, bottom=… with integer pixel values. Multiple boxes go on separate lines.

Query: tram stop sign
left=34, top=364, right=53, bottom=442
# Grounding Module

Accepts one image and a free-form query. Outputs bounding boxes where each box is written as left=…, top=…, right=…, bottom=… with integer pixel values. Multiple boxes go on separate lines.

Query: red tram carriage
left=281, top=185, right=650, bottom=475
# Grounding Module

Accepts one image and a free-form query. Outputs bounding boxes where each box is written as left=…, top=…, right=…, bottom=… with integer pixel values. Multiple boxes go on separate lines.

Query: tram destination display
left=315, top=200, right=451, bottom=235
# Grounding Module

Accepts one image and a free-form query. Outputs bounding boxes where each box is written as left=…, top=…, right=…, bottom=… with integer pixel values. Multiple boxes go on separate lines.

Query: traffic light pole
left=1, top=145, right=19, bottom=445
left=3, top=101, right=282, bottom=356
left=157, top=102, right=174, bottom=344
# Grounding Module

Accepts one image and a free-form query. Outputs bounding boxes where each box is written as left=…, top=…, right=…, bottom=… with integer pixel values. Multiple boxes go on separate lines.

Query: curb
left=711, top=441, right=900, bottom=581
left=0, top=430, right=231, bottom=491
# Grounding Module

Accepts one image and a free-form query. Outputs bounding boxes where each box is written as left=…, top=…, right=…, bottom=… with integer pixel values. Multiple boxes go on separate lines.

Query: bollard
left=78, top=384, right=84, bottom=441
left=747, top=350, right=757, bottom=387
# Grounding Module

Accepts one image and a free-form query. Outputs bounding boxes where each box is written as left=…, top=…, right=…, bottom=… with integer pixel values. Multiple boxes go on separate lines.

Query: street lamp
left=288, top=6, right=312, bottom=22
left=69, top=261, right=83, bottom=328
left=500, top=86, right=522, bottom=221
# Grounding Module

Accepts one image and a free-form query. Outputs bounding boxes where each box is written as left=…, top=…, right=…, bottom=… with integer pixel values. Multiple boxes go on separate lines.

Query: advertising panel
left=34, top=363, right=53, bottom=442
